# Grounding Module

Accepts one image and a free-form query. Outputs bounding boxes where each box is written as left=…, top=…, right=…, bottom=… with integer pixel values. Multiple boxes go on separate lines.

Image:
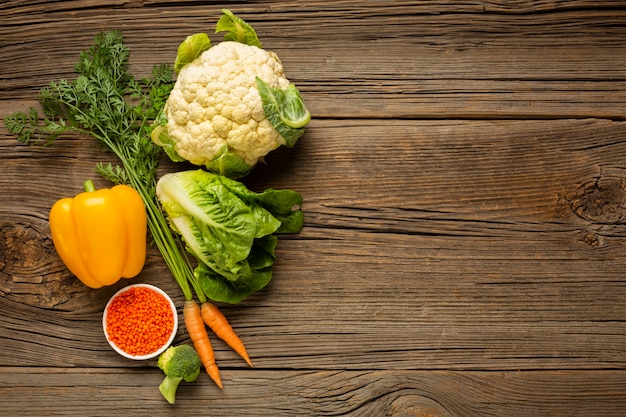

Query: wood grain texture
left=1, top=367, right=626, bottom=416
left=2, top=0, right=626, bottom=415
left=2, top=2, right=626, bottom=119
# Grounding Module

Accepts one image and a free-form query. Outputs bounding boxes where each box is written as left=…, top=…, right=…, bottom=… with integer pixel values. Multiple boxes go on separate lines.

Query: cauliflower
left=167, top=41, right=289, bottom=166
left=152, top=10, right=310, bottom=178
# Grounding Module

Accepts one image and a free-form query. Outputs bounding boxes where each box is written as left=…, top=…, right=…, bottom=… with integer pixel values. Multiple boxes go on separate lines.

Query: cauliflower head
left=151, top=9, right=311, bottom=178
left=152, top=10, right=310, bottom=179
left=166, top=41, right=289, bottom=169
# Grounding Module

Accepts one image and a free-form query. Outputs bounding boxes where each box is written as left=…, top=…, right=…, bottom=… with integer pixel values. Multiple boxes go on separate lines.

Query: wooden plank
left=3, top=119, right=626, bottom=371
left=1, top=3, right=625, bottom=119
left=1, top=367, right=625, bottom=416
left=2, top=1, right=626, bottom=414
left=3, top=0, right=625, bottom=15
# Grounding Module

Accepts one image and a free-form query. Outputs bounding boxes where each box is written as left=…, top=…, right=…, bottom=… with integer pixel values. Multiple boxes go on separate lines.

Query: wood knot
left=581, top=233, right=600, bottom=247
left=385, top=394, right=454, bottom=417
left=568, top=177, right=626, bottom=224
left=0, top=218, right=80, bottom=308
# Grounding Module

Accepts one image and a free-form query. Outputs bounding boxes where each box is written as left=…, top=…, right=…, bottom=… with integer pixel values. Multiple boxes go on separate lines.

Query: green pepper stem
left=83, top=179, right=96, bottom=192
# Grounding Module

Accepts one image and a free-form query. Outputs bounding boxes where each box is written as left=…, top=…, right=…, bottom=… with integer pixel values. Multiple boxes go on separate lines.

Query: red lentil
left=105, top=286, right=174, bottom=356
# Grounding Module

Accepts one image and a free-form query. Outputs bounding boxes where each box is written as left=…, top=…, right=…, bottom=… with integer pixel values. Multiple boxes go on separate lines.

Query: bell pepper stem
left=83, top=179, right=96, bottom=193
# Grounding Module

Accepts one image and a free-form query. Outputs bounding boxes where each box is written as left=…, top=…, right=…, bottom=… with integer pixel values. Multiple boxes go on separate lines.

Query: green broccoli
left=157, top=344, right=202, bottom=404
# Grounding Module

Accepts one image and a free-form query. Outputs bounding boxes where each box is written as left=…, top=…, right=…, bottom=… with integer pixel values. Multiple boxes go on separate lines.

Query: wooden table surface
left=2, top=1, right=626, bottom=415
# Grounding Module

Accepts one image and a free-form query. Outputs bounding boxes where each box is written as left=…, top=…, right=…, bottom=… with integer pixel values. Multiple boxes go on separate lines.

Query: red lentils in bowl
left=103, top=284, right=178, bottom=360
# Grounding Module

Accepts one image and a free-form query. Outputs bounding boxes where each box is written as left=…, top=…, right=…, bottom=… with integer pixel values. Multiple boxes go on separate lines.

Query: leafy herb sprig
left=4, top=31, right=204, bottom=302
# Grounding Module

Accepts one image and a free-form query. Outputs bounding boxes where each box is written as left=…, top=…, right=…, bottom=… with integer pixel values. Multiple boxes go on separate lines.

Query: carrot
left=183, top=299, right=222, bottom=388
left=201, top=302, right=253, bottom=367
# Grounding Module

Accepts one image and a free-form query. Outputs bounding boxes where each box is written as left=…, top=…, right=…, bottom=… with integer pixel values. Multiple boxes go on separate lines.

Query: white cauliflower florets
left=164, top=41, right=291, bottom=168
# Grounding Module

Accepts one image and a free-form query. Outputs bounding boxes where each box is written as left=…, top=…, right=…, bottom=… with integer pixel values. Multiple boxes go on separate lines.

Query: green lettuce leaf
left=156, top=170, right=303, bottom=302
left=216, top=178, right=305, bottom=233
left=196, top=236, right=277, bottom=303
left=157, top=171, right=258, bottom=279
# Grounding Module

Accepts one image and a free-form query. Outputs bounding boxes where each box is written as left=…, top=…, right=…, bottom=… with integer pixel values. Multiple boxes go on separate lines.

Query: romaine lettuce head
left=156, top=169, right=303, bottom=303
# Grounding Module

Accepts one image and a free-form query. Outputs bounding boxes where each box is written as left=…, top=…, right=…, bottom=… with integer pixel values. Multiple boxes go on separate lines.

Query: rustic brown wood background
left=2, top=1, right=626, bottom=415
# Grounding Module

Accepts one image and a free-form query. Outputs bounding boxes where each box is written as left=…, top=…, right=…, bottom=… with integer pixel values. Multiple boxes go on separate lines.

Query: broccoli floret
left=157, top=344, right=201, bottom=404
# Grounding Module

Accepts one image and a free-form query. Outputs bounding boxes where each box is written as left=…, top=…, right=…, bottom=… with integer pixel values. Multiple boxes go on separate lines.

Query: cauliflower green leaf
left=150, top=109, right=187, bottom=163
left=216, top=9, right=262, bottom=48
left=256, top=77, right=311, bottom=147
left=204, top=145, right=256, bottom=179
left=174, top=33, right=211, bottom=74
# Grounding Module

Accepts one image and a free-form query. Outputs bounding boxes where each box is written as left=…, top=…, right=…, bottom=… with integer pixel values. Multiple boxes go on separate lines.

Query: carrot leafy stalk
left=183, top=299, right=222, bottom=388
left=201, top=302, right=253, bottom=367
left=3, top=31, right=201, bottom=302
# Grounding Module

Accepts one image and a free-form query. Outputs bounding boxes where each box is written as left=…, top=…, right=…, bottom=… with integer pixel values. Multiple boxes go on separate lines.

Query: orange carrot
left=201, top=302, right=253, bottom=367
left=183, top=299, right=222, bottom=388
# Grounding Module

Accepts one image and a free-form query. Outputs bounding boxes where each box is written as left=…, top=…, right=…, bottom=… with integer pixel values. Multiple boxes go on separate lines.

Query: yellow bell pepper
left=49, top=180, right=147, bottom=289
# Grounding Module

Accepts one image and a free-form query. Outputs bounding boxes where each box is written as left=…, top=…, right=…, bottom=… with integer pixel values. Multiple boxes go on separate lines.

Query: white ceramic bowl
left=102, top=283, right=178, bottom=360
